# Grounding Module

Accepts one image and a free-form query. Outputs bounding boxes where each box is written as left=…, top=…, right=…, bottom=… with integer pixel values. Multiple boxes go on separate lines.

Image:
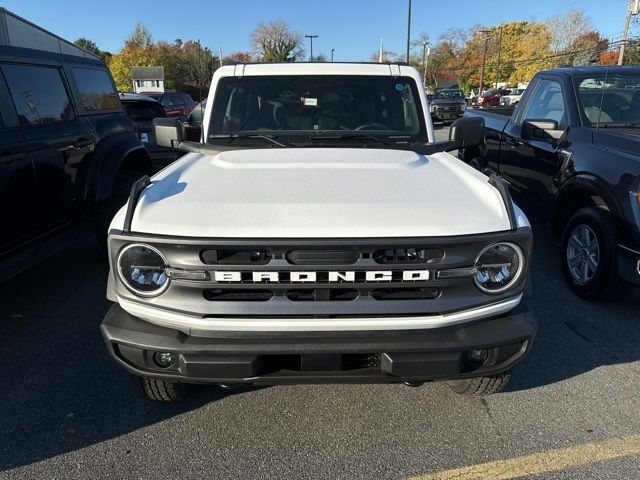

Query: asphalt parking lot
left=2, top=126, right=640, bottom=479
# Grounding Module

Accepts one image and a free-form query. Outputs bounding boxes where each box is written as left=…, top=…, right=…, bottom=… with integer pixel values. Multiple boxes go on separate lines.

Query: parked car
left=473, top=88, right=511, bottom=108
left=500, top=88, right=526, bottom=107
left=460, top=66, right=640, bottom=299
left=181, top=99, right=206, bottom=141
left=119, top=93, right=179, bottom=168
left=139, top=90, right=195, bottom=118
left=101, top=62, right=537, bottom=402
left=0, top=11, right=153, bottom=263
left=429, top=88, right=466, bottom=122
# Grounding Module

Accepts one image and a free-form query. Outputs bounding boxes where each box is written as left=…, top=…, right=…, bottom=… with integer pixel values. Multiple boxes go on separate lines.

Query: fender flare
left=553, top=173, right=622, bottom=230
left=85, top=132, right=152, bottom=202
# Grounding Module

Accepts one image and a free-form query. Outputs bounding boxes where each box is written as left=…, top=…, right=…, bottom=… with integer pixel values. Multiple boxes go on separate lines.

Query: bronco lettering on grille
left=213, top=270, right=430, bottom=283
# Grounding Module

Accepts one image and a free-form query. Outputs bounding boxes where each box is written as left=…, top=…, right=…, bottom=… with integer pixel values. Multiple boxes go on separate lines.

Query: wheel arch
left=552, top=174, right=623, bottom=236
left=85, top=132, right=153, bottom=203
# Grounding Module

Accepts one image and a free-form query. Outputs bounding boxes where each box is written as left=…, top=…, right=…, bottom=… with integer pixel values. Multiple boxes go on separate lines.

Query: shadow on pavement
left=0, top=219, right=638, bottom=469
left=508, top=219, right=640, bottom=392
left=0, top=238, right=247, bottom=470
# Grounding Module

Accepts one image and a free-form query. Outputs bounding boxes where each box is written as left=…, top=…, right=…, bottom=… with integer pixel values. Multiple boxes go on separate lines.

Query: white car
left=101, top=62, right=537, bottom=401
left=500, top=88, right=526, bottom=106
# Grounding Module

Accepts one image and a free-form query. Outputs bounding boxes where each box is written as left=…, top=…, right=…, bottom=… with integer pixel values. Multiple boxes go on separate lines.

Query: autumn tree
left=223, top=51, right=254, bottom=63
left=250, top=20, right=303, bottom=62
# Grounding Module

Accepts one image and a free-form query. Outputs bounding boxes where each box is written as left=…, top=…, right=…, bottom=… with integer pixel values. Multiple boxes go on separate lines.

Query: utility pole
left=406, top=0, right=412, bottom=62
left=495, top=26, right=503, bottom=89
left=305, top=34, right=318, bottom=62
left=479, top=31, right=490, bottom=97
left=619, top=0, right=639, bottom=65
left=331, top=48, right=335, bottom=62
left=218, top=47, right=223, bottom=68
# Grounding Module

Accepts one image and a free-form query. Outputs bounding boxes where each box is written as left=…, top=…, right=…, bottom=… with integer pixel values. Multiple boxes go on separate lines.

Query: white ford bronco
left=101, top=62, right=537, bottom=401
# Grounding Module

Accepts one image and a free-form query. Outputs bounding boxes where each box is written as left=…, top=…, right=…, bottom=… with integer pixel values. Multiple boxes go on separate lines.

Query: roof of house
left=131, top=66, right=165, bottom=80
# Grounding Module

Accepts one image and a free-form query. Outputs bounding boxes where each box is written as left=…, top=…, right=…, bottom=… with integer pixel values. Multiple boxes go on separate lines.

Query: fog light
left=154, top=351, right=176, bottom=368
left=466, top=349, right=488, bottom=364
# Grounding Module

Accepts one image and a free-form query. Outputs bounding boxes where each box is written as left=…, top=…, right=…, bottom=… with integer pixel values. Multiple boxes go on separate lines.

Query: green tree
left=74, top=37, right=101, bottom=56
left=128, top=22, right=153, bottom=47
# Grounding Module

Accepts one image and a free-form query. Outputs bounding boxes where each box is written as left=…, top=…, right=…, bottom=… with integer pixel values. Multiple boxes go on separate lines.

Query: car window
left=519, top=79, right=566, bottom=129
left=183, top=94, right=195, bottom=106
left=160, top=95, right=172, bottom=106
left=573, top=75, right=640, bottom=126
left=72, top=67, right=119, bottom=111
left=123, top=101, right=166, bottom=121
left=171, top=94, right=185, bottom=106
left=2, top=64, right=75, bottom=126
left=189, top=102, right=206, bottom=123
left=209, top=75, right=426, bottom=140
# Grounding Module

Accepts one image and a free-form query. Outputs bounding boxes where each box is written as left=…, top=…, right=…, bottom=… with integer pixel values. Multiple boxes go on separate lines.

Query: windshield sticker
left=395, top=83, right=404, bottom=92
left=302, top=97, right=318, bottom=106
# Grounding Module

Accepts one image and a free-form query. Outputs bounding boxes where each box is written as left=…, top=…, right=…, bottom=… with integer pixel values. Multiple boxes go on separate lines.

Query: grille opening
left=286, top=289, right=359, bottom=301
left=260, top=354, right=379, bottom=374
left=371, top=288, right=440, bottom=301
left=200, top=249, right=271, bottom=265
left=373, top=247, right=444, bottom=264
left=286, top=249, right=359, bottom=265
left=203, top=289, right=274, bottom=302
left=342, top=353, right=380, bottom=370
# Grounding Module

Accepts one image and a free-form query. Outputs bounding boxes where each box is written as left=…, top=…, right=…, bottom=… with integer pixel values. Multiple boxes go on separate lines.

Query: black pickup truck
left=460, top=66, right=640, bottom=299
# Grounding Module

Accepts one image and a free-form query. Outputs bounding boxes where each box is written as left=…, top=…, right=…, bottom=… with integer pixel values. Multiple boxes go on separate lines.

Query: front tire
left=561, top=206, right=618, bottom=299
left=446, top=372, right=511, bottom=396
left=139, top=376, right=189, bottom=402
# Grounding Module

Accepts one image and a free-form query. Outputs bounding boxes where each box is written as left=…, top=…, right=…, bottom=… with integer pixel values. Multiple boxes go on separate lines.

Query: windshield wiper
left=308, top=133, right=392, bottom=146
left=209, top=133, right=291, bottom=147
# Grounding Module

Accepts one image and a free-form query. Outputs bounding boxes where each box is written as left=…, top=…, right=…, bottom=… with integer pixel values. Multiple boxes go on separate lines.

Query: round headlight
left=473, top=242, right=524, bottom=294
left=117, top=244, right=169, bottom=297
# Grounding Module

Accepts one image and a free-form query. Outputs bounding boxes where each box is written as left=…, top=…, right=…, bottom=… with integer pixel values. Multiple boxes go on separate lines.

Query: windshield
left=433, top=90, right=464, bottom=100
left=574, top=74, right=640, bottom=127
left=208, top=75, right=427, bottom=145
left=123, top=101, right=166, bottom=121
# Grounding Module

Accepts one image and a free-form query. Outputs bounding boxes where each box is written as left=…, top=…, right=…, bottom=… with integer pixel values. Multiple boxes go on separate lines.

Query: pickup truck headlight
left=473, top=242, right=524, bottom=294
left=117, top=244, right=169, bottom=297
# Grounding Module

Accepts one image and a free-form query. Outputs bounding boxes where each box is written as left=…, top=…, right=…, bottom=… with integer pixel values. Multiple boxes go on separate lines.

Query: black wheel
left=94, top=170, right=145, bottom=251
left=139, top=376, right=188, bottom=402
left=561, top=206, right=618, bottom=299
left=446, top=372, right=511, bottom=396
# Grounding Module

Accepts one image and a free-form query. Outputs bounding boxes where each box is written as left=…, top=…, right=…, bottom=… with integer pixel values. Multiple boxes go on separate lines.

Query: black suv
left=119, top=93, right=179, bottom=168
left=0, top=45, right=153, bottom=261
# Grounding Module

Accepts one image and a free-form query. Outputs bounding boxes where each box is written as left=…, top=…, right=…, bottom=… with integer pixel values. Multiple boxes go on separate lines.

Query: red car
left=473, top=88, right=511, bottom=108
left=139, top=91, right=195, bottom=118
left=181, top=100, right=206, bottom=141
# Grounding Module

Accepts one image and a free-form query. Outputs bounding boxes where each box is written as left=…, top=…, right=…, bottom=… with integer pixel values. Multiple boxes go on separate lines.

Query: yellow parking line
left=409, top=434, right=640, bottom=480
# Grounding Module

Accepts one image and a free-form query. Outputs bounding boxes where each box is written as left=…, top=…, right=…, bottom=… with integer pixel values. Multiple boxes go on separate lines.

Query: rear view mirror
left=522, top=119, right=562, bottom=141
left=153, top=117, right=184, bottom=148
left=449, top=116, right=485, bottom=148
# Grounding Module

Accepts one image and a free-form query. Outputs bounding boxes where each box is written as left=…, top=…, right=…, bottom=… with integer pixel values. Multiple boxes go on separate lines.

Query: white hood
left=111, top=148, right=512, bottom=238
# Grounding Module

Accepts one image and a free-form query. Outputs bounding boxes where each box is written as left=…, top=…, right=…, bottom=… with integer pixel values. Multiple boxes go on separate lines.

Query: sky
left=4, top=0, right=636, bottom=61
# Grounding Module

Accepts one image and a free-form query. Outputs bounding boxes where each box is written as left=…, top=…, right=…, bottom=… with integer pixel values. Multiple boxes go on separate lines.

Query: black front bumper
left=101, top=303, right=537, bottom=385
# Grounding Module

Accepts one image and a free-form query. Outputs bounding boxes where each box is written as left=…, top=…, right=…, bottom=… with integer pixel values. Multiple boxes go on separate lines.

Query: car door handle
left=0, top=152, right=26, bottom=165
left=73, top=138, right=94, bottom=149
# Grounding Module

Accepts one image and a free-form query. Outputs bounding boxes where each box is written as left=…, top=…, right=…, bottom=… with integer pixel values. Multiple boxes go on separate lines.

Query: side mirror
left=522, top=119, right=562, bottom=141
left=449, top=116, right=485, bottom=148
left=153, top=117, right=184, bottom=148
left=178, top=114, right=188, bottom=122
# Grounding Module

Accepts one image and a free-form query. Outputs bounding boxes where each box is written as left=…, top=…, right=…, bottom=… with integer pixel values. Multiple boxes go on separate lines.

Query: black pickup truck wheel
left=561, top=207, right=618, bottom=299
left=446, top=372, right=511, bottom=396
